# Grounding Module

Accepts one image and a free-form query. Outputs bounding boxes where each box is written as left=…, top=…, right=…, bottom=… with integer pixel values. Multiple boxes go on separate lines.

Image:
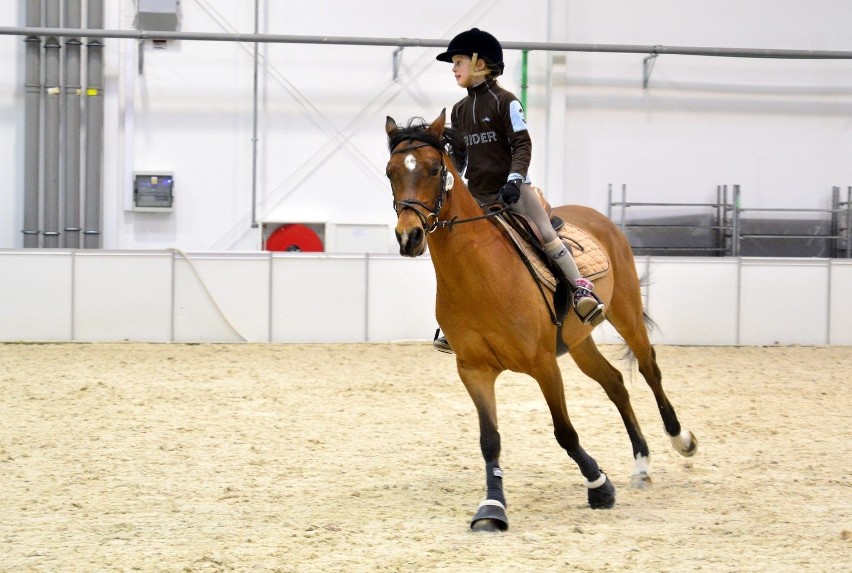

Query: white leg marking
left=670, top=430, right=698, bottom=456
left=633, top=453, right=650, bottom=476
left=478, top=499, right=506, bottom=510
left=585, top=473, right=607, bottom=489
left=631, top=453, right=652, bottom=488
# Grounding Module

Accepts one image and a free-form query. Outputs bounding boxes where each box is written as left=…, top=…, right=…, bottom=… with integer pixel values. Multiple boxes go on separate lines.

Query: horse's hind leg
left=532, top=358, right=616, bottom=509
left=569, top=335, right=653, bottom=487
left=634, top=342, right=697, bottom=457
left=607, top=287, right=698, bottom=458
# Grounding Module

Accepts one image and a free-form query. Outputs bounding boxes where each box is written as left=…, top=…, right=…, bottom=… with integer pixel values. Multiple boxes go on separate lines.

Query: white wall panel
left=0, top=252, right=850, bottom=345
left=645, top=258, right=739, bottom=345
left=829, top=260, right=852, bottom=345
left=173, top=254, right=271, bottom=342
left=270, top=255, right=367, bottom=342
left=73, top=252, right=173, bottom=342
left=739, top=259, right=830, bottom=345
left=0, top=252, right=73, bottom=341
left=366, top=255, right=437, bottom=342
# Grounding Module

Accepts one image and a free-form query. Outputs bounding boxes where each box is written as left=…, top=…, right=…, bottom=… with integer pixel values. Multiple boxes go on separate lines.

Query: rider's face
left=452, top=54, right=484, bottom=88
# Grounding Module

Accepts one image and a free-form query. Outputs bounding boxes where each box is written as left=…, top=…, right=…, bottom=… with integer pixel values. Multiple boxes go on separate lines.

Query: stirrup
left=575, top=298, right=605, bottom=326
left=433, top=329, right=454, bottom=354
left=573, top=280, right=606, bottom=326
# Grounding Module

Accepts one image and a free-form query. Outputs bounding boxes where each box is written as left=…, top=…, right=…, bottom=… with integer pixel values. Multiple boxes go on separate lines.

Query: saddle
left=491, top=188, right=610, bottom=293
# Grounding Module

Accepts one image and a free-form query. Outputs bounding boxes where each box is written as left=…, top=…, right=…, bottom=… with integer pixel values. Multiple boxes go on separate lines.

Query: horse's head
left=385, top=110, right=455, bottom=257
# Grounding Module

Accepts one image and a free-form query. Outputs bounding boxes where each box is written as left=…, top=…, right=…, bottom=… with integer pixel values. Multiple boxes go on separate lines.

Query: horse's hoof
left=630, top=472, right=652, bottom=489
left=671, top=430, right=698, bottom=457
left=470, top=500, right=508, bottom=532
left=588, top=474, right=616, bottom=509
left=471, top=518, right=507, bottom=533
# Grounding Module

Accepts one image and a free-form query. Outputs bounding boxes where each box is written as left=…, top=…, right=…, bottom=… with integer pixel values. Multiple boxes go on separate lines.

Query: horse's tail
left=643, top=311, right=657, bottom=333
left=638, top=271, right=657, bottom=333
left=618, top=274, right=657, bottom=372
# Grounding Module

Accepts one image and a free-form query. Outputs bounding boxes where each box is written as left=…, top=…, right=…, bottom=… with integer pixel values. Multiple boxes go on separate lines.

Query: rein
left=391, top=140, right=510, bottom=233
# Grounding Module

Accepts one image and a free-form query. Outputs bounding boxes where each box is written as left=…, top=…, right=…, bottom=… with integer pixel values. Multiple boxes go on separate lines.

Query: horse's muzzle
left=395, top=216, right=426, bottom=257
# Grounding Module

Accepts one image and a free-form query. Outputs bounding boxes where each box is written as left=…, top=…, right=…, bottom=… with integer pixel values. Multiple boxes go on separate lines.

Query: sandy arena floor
left=0, top=343, right=849, bottom=572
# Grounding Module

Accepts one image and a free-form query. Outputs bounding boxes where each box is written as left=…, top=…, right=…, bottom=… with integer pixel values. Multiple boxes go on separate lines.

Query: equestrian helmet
left=436, top=28, right=504, bottom=77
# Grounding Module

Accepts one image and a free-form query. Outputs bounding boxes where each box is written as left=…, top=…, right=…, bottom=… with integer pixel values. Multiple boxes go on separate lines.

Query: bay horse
left=385, top=110, right=697, bottom=532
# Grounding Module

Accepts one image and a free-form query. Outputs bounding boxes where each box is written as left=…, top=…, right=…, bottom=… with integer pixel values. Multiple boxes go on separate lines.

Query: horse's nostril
left=395, top=226, right=425, bottom=257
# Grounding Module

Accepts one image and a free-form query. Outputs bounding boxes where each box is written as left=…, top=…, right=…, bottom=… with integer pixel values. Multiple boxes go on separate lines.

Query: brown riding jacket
left=450, top=79, right=533, bottom=204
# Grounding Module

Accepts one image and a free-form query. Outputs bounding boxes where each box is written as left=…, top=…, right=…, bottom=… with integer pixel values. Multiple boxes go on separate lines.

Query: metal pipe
left=250, top=0, right=260, bottom=229
left=606, top=183, right=612, bottom=219
left=732, top=185, right=741, bottom=256
left=716, top=184, right=724, bottom=256
left=831, top=186, right=840, bottom=258
left=22, top=1, right=42, bottom=248
left=64, top=0, right=82, bottom=248
left=722, top=184, right=730, bottom=255
left=42, top=0, right=62, bottom=248
left=847, top=186, right=852, bottom=259
left=83, top=0, right=104, bottom=249
left=2, top=26, right=852, bottom=59
left=521, top=49, right=528, bottom=111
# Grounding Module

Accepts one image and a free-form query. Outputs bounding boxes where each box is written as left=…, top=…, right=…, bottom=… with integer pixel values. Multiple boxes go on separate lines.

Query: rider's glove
left=500, top=179, right=523, bottom=205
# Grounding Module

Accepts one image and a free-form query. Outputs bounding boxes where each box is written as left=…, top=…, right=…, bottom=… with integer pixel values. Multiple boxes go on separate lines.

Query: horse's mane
left=387, top=117, right=467, bottom=173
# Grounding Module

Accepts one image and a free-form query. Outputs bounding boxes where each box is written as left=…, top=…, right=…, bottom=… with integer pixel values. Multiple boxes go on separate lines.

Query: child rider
left=432, top=28, right=605, bottom=353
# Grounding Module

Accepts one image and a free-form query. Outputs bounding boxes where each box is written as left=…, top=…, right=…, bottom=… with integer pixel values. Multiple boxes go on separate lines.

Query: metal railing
left=609, top=184, right=852, bottom=257
left=607, top=183, right=733, bottom=256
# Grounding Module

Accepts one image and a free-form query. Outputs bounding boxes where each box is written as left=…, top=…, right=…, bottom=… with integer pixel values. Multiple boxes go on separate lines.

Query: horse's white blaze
left=404, top=153, right=417, bottom=172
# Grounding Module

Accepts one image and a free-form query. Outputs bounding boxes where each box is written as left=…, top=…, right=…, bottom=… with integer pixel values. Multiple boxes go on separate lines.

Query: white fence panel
left=829, top=260, right=852, bottom=345
left=739, top=259, right=830, bottom=345
left=271, top=255, right=367, bottom=343
left=174, top=253, right=271, bottom=342
left=0, top=251, right=849, bottom=345
left=73, top=252, right=173, bottom=342
left=0, top=251, right=72, bottom=341
left=645, top=258, right=740, bottom=345
left=366, top=255, right=437, bottom=342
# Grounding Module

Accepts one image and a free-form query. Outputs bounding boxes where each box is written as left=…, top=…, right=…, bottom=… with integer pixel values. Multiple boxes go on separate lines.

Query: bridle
left=389, top=139, right=508, bottom=233
left=390, top=141, right=452, bottom=233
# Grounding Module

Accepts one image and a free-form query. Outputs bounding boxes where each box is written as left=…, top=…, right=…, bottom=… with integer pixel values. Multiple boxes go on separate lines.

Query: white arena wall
left=1, top=251, right=850, bottom=346
left=2, top=1, right=852, bottom=251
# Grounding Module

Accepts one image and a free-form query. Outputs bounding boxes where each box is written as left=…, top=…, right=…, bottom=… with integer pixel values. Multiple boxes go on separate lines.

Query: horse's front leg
left=458, top=362, right=508, bottom=532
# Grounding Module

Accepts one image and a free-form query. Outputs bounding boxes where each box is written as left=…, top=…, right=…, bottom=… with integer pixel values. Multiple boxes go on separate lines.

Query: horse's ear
left=385, top=116, right=398, bottom=136
left=428, top=109, right=447, bottom=138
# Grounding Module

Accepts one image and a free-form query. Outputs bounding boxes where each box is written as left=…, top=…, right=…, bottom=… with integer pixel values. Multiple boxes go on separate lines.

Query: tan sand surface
left=1, top=343, right=849, bottom=572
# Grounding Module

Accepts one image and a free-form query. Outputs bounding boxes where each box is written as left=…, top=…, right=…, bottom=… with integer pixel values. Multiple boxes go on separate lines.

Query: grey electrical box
left=133, top=172, right=174, bottom=212
left=134, top=0, right=180, bottom=32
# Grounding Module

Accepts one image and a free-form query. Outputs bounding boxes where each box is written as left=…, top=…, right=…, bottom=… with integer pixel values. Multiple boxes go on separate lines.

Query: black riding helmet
left=435, top=28, right=505, bottom=78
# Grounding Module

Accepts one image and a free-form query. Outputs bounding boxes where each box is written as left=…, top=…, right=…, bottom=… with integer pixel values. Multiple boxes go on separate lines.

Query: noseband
left=390, top=140, right=507, bottom=233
